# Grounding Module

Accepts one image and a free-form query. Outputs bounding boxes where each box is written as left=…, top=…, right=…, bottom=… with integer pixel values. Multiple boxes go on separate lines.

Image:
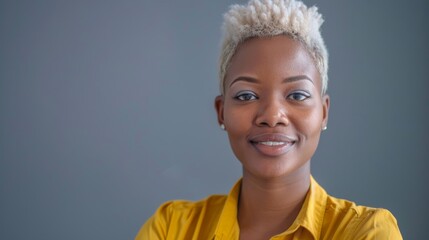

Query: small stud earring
left=322, top=126, right=327, bottom=131
left=220, top=124, right=225, bottom=130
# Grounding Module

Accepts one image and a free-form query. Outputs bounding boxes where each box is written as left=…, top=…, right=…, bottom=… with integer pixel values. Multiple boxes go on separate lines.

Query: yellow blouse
left=136, top=177, right=402, bottom=239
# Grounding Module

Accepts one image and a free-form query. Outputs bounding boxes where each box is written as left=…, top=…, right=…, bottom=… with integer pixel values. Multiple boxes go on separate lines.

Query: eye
left=234, top=91, right=258, bottom=101
left=287, top=91, right=310, bottom=101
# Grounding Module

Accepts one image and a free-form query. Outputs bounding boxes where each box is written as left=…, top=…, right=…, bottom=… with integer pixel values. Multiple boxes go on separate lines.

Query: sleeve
left=348, top=208, right=403, bottom=240
left=135, top=201, right=173, bottom=240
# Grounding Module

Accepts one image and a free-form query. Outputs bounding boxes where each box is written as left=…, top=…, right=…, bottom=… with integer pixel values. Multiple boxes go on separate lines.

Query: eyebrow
left=283, top=75, right=314, bottom=84
left=229, top=75, right=313, bottom=87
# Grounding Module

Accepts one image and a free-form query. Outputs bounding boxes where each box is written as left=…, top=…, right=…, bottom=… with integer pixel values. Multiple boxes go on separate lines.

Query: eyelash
left=287, top=91, right=311, bottom=101
left=234, top=91, right=311, bottom=102
left=234, top=91, right=258, bottom=101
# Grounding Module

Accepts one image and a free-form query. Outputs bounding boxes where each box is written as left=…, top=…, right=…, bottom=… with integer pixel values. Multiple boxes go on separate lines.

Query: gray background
left=0, top=0, right=428, bottom=239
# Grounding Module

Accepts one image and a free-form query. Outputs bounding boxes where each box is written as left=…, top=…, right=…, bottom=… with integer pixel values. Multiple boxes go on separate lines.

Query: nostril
left=255, top=101, right=289, bottom=127
left=258, top=121, right=271, bottom=127
left=256, top=115, right=289, bottom=128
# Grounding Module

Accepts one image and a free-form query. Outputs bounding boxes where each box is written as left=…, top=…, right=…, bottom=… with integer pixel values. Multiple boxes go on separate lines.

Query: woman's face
left=215, top=35, right=329, bottom=179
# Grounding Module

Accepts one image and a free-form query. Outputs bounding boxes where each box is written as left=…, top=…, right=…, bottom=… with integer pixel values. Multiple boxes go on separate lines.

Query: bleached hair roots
left=219, top=0, right=329, bottom=95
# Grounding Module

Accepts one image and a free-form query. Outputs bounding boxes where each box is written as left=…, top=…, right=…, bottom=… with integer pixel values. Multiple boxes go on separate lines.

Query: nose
left=255, top=97, right=289, bottom=127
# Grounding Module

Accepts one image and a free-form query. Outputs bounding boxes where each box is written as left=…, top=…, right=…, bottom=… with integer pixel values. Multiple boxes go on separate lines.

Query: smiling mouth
left=249, top=134, right=296, bottom=157
left=258, top=141, right=288, bottom=146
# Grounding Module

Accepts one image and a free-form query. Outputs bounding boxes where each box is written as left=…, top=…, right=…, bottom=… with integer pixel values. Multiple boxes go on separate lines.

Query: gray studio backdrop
left=1, top=0, right=428, bottom=239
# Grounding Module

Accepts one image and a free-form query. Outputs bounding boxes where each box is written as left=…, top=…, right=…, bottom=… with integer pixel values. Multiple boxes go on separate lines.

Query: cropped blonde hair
left=219, top=0, right=328, bottom=95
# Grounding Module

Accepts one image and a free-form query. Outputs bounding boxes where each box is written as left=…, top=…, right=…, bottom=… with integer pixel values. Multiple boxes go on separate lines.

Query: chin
left=241, top=156, right=310, bottom=180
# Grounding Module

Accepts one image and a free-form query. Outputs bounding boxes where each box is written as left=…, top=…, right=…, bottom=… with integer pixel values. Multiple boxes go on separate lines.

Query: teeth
left=259, top=141, right=286, bottom=146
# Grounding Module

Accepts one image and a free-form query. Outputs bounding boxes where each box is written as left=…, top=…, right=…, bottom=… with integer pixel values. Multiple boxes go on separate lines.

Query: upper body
left=137, top=0, right=403, bottom=239
left=136, top=177, right=402, bottom=240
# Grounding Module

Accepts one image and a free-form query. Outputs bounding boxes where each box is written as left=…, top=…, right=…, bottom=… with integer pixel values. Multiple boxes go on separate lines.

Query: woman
left=136, top=0, right=402, bottom=239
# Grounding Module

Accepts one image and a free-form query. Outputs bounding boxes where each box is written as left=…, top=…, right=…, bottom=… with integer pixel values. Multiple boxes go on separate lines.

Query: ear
left=214, top=95, right=225, bottom=126
left=322, top=94, right=330, bottom=129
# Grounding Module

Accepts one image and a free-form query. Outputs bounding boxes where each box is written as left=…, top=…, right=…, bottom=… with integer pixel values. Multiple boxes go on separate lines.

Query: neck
left=237, top=162, right=311, bottom=237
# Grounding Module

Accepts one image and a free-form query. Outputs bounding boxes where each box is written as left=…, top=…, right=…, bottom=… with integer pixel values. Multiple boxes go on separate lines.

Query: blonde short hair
left=219, top=0, right=328, bottom=95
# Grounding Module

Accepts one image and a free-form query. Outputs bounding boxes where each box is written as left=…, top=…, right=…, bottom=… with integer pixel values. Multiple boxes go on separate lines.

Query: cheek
left=291, top=107, right=323, bottom=162
left=223, top=104, right=254, bottom=133
left=293, top=106, right=323, bottom=137
left=223, top=104, right=254, bottom=157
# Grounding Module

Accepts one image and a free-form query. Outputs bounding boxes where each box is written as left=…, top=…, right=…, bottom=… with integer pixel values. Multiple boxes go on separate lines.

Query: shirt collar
left=277, top=176, right=328, bottom=239
left=213, top=176, right=328, bottom=240
left=213, top=179, right=241, bottom=240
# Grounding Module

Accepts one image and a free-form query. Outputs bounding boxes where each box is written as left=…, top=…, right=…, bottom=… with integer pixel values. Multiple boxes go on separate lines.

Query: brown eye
left=234, top=91, right=258, bottom=101
left=287, top=91, right=310, bottom=101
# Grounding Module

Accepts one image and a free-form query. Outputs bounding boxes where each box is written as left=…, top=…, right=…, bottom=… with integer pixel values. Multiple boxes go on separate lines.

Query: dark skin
left=215, top=35, right=329, bottom=240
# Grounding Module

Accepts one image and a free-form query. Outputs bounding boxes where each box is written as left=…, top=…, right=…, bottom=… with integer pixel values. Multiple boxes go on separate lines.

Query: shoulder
left=154, top=194, right=228, bottom=220
left=163, top=194, right=227, bottom=212
left=135, top=195, right=227, bottom=240
left=323, top=195, right=402, bottom=239
left=347, top=207, right=402, bottom=239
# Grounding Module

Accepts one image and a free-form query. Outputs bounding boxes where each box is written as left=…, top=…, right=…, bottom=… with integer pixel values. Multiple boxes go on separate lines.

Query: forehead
left=226, top=35, right=321, bottom=88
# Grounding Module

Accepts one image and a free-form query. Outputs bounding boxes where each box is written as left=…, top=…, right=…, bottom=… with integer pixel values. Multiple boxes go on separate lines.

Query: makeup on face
left=216, top=35, right=329, bottom=179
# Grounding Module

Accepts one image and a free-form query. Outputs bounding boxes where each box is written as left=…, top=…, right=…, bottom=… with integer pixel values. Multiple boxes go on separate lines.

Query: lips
left=249, top=133, right=296, bottom=157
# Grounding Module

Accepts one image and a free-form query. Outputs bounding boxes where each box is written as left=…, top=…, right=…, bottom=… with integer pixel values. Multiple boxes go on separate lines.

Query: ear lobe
left=322, top=94, right=330, bottom=127
left=214, top=95, right=225, bottom=126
